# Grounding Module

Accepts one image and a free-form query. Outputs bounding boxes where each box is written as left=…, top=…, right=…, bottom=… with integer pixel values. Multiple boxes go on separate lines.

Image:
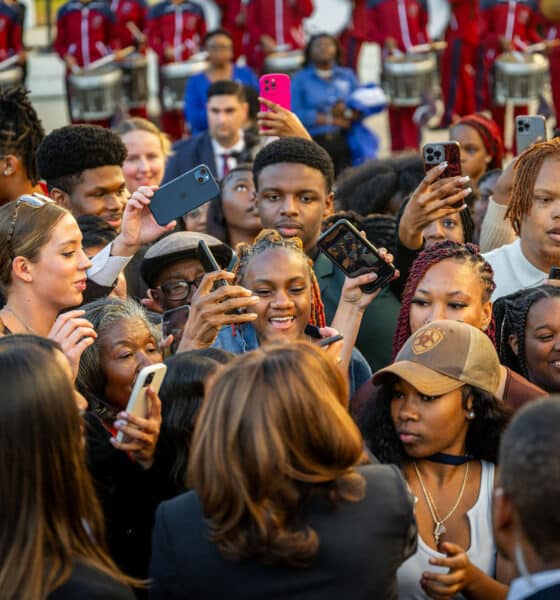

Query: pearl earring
left=467, top=410, right=476, bottom=419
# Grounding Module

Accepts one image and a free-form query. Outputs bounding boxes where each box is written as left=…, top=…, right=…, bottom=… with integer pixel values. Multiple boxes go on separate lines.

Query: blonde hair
left=114, top=117, right=172, bottom=158
left=188, top=341, right=366, bottom=567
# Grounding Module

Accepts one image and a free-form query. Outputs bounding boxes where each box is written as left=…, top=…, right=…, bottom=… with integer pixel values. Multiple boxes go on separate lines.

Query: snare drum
left=68, top=66, right=123, bottom=121
left=382, top=53, right=439, bottom=107
left=0, top=66, right=23, bottom=91
left=160, top=59, right=208, bottom=112
left=121, top=53, right=148, bottom=108
left=264, top=51, right=304, bottom=76
left=493, top=52, right=549, bottom=106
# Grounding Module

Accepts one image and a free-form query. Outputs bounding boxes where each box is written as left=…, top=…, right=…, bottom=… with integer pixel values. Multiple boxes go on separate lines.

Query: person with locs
left=367, top=0, right=430, bottom=151
left=147, top=0, right=207, bottom=141
left=244, top=0, right=314, bottom=72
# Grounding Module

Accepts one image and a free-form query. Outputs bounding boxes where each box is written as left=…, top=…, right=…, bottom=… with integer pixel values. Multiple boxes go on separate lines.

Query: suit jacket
left=149, top=464, right=417, bottom=599
left=523, top=584, right=560, bottom=599
left=163, top=130, right=261, bottom=184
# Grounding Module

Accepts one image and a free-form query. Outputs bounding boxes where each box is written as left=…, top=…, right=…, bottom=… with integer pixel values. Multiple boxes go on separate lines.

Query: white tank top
left=396, top=460, right=496, bottom=600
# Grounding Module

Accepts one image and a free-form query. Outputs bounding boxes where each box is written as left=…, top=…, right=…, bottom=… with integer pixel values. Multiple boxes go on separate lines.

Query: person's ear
left=241, top=101, right=249, bottom=122
left=493, top=487, right=516, bottom=563
left=1, top=154, right=18, bottom=177
left=11, top=256, right=33, bottom=283
left=323, top=191, right=335, bottom=218
left=508, top=334, right=519, bottom=356
left=481, top=300, right=493, bottom=331
left=50, top=187, right=72, bottom=211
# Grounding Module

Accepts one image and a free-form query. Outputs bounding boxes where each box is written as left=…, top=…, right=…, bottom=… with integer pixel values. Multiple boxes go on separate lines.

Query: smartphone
left=259, top=73, right=291, bottom=112
left=161, top=304, right=190, bottom=358
left=422, top=142, right=462, bottom=179
left=197, top=240, right=228, bottom=289
left=116, top=363, right=167, bottom=443
left=317, top=219, right=396, bottom=294
left=149, top=164, right=219, bottom=226
left=516, top=115, right=546, bottom=154
left=549, top=267, right=560, bottom=280
left=317, top=334, right=344, bottom=347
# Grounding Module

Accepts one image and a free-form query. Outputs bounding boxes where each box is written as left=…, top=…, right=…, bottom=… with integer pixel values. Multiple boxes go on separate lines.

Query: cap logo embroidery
left=412, top=327, right=444, bottom=355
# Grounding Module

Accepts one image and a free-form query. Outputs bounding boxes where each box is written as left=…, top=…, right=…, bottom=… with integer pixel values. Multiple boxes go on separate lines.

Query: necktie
left=221, top=153, right=231, bottom=178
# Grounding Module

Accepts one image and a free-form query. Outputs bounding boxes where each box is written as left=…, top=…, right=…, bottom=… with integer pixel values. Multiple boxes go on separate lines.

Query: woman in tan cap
left=364, top=320, right=512, bottom=600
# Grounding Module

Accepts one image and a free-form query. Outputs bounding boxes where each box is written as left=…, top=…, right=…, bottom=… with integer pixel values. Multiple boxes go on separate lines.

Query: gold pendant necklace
left=412, top=459, right=470, bottom=547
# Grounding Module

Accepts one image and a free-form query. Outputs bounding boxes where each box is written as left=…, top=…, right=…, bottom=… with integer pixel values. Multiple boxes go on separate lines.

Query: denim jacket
left=212, top=323, right=372, bottom=395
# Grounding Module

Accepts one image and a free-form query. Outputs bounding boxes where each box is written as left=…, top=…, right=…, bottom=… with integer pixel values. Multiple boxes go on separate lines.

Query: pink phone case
left=259, top=73, right=291, bottom=113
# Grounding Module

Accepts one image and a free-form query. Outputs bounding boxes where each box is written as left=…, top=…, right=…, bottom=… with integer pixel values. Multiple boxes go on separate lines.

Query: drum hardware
left=493, top=52, right=550, bottom=106
left=264, top=50, right=304, bottom=76
left=160, top=58, right=209, bottom=112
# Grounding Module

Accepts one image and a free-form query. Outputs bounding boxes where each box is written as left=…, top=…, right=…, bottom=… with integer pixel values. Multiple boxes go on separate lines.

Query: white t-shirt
left=483, top=239, right=546, bottom=300
left=396, top=461, right=496, bottom=600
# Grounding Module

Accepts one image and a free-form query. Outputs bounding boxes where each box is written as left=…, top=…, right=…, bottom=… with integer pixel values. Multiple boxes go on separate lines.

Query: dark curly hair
left=0, top=86, right=45, bottom=185
left=392, top=241, right=496, bottom=360
left=494, top=285, right=560, bottom=383
left=37, top=125, right=127, bottom=195
left=360, top=383, right=511, bottom=467
left=253, top=137, right=334, bottom=193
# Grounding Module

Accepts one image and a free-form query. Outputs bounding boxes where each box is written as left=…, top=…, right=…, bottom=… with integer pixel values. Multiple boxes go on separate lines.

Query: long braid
left=506, top=138, right=560, bottom=234
left=0, top=87, right=45, bottom=185
left=392, top=241, right=496, bottom=359
left=233, top=229, right=326, bottom=328
left=495, top=285, right=560, bottom=379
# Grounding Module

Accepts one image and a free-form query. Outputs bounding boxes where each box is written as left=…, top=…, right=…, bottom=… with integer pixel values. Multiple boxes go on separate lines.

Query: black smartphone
left=161, top=304, right=190, bottom=358
left=196, top=240, right=228, bottom=288
left=549, top=267, right=560, bottom=280
left=422, top=141, right=462, bottom=178
left=317, top=334, right=344, bottom=347
left=149, top=164, right=219, bottom=226
left=516, top=115, right=546, bottom=154
left=317, top=219, right=396, bottom=294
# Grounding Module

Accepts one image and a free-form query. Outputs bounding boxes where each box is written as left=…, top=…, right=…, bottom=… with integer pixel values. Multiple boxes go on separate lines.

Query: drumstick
left=523, top=42, right=548, bottom=53
left=0, top=54, right=20, bottom=70
left=126, top=21, right=145, bottom=43
left=407, top=41, right=448, bottom=54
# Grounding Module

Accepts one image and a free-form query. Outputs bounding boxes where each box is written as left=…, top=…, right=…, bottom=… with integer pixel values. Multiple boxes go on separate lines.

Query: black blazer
left=523, top=583, right=560, bottom=599
left=149, top=464, right=417, bottom=600
left=48, top=561, right=135, bottom=599
left=163, top=131, right=217, bottom=184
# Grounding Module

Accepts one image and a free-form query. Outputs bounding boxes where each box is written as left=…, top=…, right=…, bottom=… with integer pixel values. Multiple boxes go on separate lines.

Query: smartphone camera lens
left=195, top=167, right=210, bottom=184
left=145, top=372, right=154, bottom=386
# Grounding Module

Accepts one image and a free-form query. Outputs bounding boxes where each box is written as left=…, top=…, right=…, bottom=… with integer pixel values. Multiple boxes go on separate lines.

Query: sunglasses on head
left=6, top=194, right=54, bottom=259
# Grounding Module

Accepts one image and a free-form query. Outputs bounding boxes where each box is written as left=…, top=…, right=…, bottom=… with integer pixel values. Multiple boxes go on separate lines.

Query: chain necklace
left=412, top=459, right=470, bottom=547
left=2, top=305, right=38, bottom=334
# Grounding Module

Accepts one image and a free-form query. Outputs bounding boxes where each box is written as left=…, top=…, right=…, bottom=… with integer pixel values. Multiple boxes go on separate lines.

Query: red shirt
left=54, top=0, right=116, bottom=67
left=0, top=2, right=22, bottom=61
left=110, top=0, right=148, bottom=50
left=147, top=0, right=206, bottom=64
left=214, top=0, right=243, bottom=30
left=368, top=0, right=429, bottom=53
left=246, top=0, right=314, bottom=51
left=446, top=0, right=481, bottom=45
left=480, top=0, right=541, bottom=52
left=347, top=0, right=375, bottom=41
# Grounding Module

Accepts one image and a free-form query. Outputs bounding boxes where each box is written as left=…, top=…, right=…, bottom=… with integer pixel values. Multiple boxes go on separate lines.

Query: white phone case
left=115, top=363, right=167, bottom=443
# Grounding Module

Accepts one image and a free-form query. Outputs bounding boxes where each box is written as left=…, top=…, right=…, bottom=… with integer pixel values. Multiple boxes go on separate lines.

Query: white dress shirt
left=87, top=243, right=132, bottom=287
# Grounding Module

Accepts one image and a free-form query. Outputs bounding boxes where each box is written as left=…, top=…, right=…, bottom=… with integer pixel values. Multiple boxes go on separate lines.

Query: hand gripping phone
left=516, top=115, right=546, bottom=154
left=161, top=305, right=190, bottom=358
left=116, top=363, right=167, bottom=443
left=317, top=219, right=396, bottom=294
left=422, top=141, right=462, bottom=179
left=259, top=73, right=291, bottom=112
left=149, top=164, right=219, bottom=226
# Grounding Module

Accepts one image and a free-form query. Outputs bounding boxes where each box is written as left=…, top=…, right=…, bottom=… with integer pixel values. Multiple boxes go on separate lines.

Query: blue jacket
left=184, top=65, right=259, bottom=134
left=212, top=322, right=372, bottom=395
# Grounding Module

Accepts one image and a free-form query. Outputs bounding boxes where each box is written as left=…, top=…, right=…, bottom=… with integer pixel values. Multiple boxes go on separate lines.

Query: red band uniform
left=214, top=0, right=248, bottom=61
left=440, top=0, right=480, bottom=126
left=245, top=0, right=314, bottom=72
left=339, top=0, right=375, bottom=72
left=54, top=0, right=117, bottom=127
left=147, top=0, right=207, bottom=141
left=110, top=0, right=148, bottom=118
left=480, top=0, right=542, bottom=149
left=0, top=1, right=23, bottom=67
left=368, top=0, right=430, bottom=151
left=535, top=14, right=560, bottom=127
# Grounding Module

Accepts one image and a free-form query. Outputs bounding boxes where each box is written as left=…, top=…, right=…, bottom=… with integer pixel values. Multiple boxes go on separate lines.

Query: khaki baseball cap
left=373, top=320, right=501, bottom=396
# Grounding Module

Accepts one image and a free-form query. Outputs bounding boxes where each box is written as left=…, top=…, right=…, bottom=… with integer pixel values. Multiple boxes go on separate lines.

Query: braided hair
left=232, top=229, right=326, bottom=328
left=494, top=285, right=560, bottom=380
left=506, top=138, right=560, bottom=235
left=392, top=241, right=496, bottom=359
left=0, top=86, right=45, bottom=185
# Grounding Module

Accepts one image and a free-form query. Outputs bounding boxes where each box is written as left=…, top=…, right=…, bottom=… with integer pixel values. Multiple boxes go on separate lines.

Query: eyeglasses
left=6, top=194, right=54, bottom=259
left=154, top=275, right=204, bottom=302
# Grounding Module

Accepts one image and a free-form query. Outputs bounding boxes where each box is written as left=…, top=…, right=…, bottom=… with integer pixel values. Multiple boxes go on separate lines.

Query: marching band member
left=214, top=0, right=247, bottom=61
left=339, top=0, right=374, bottom=72
left=367, top=0, right=430, bottom=151
left=54, top=0, right=117, bottom=127
left=1, top=0, right=26, bottom=80
left=147, top=0, right=207, bottom=141
left=245, top=0, right=314, bottom=72
left=536, top=13, right=560, bottom=128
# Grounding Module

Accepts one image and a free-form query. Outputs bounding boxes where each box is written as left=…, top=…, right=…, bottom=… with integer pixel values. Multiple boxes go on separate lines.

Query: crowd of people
left=2, top=1, right=560, bottom=599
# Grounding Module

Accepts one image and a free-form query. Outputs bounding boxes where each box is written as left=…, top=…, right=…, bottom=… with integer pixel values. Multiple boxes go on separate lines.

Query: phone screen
left=162, top=305, right=190, bottom=357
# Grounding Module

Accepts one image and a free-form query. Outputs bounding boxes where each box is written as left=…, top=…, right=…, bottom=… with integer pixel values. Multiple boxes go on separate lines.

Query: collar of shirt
left=508, top=569, right=560, bottom=600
